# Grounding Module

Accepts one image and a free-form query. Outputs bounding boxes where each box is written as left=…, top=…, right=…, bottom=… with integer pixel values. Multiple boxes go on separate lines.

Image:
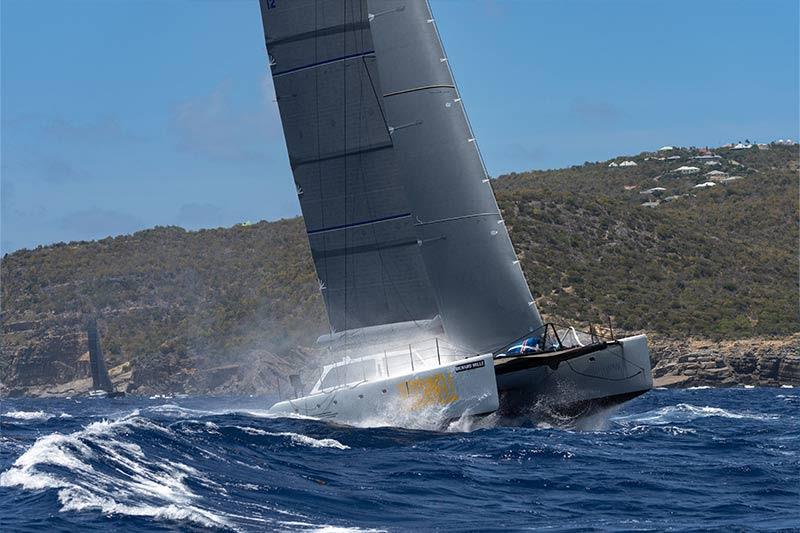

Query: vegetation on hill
left=1, top=143, right=797, bottom=390
left=495, top=144, right=798, bottom=339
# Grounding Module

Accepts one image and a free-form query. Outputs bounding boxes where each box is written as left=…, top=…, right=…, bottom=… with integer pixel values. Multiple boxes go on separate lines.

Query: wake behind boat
left=259, top=0, right=652, bottom=425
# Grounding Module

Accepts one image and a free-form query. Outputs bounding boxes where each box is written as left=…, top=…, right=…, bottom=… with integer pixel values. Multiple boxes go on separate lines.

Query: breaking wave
left=0, top=414, right=233, bottom=529
left=613, top=402, right=778, bottom=425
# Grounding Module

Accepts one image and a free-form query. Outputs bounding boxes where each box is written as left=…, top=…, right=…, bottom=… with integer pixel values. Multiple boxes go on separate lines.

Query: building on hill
left=775, top=139, right=797, bottom=146
left=731, top=142, right=753, bottom=150
left=693, top=181, right=717, bottom=189
left=691, top=154, right=721, bottom=160
left=705, top=170, right=728, bottom=180
left=641, top=200, right=660, bottom=207
left=704, top=160, right=721, bottom=166
left=673, top=166, right=700, bottom=174
left=663, top=194, right=686, bottom=202
left=608, top=161, right=618, bottom=167
left=618, top=160, right=637, bottom=167
left=721, top=176, right=744, bottom=183
left=658, top=146, right=674, bottom=151
left=667, top=155, right=681, bottom=160
left=640, top=187, right=667, bottom=195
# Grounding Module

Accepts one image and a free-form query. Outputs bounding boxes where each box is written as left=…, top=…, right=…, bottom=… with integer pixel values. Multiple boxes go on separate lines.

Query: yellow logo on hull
left=397, top=372, right=459, bottom=409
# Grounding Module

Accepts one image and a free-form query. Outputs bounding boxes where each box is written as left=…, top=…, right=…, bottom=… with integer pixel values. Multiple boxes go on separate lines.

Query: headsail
left=259, top=0, right=439, bottom=337
left=367, top=0, right=543, bottom=352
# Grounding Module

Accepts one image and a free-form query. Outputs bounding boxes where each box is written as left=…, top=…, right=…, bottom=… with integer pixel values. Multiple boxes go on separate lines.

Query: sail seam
left=266, top=20, right=370, bottom=47
left=383, top=84, right=455, bottom=98
left=307, top=212, right=412, bottom=235
left=289, top=141, right=392, bottom=169
left=312, top=238, right=418, bottom=258
left=415, top=212, right=500, bottom=227
left=273, top=50, right=375, bottom=77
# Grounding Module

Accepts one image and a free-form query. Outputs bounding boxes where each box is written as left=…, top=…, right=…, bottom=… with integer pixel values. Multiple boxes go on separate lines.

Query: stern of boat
left=494, top=327, right=653, bottom=416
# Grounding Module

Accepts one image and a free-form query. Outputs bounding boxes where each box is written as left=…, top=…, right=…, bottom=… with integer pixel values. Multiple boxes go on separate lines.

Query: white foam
left=279, top=521, right=385, bottom=532
left=781, top=385, right=794, bottom=389
left=687, top=386, right=712, bottom=390
left=270, top=432, right=349, bottom=450
left=57, top=486, right=230, bottom=529
left=615, top=403, right=776, bottom=425
left=233, top=409, right=319, bottom=421
left=0, top=410, right=70, bottom=421
left=0, top=412, right=233, bottom=530
left=234, top=426, right=269, bottom=436
left=626, top=424, right=697, bottom=436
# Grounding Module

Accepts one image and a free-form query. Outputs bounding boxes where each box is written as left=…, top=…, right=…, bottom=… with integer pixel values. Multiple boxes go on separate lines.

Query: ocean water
left=0, top=388, right=797, bottom=532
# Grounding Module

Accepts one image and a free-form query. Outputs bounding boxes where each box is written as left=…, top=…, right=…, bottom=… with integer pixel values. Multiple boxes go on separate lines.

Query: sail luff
left=367, top=0, right=544, bottom=352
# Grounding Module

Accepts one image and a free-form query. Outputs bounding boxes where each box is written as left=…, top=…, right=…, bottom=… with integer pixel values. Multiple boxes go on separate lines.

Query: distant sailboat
left=259, top=0, right=651, bottom=424
left=86, top=319, right=124, bottom=398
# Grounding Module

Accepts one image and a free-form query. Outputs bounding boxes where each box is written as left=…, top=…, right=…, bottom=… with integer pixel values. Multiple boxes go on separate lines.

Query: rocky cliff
left=650, top=335, right=799, bottom=388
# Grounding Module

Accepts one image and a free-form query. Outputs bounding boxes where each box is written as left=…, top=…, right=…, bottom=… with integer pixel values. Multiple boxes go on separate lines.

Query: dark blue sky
left=2, top=0, right=798, bottom=253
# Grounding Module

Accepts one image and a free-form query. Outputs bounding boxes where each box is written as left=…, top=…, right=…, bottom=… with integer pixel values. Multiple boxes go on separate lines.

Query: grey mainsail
left=259, top=0, right=439, bottom=336
left=367, top=0, right=543, bottom=352
left=259, top=0, right=543, bottom=353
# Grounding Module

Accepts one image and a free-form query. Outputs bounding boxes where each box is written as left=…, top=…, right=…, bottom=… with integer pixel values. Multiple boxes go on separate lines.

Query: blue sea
left=1, top=388, right=798, bottom=532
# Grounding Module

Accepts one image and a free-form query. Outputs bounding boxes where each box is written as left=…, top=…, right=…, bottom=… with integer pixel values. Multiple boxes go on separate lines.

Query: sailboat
left=86, top=319, right=124, bottom=398
left=258, top=0, right=651, bottom=424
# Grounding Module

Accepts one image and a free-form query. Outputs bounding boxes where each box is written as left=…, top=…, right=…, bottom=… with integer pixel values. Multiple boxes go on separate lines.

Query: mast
left=367, top=0, right=544, bottom=352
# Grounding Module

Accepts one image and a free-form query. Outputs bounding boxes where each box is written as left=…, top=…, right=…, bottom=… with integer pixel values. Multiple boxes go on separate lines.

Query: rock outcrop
left=649, top=334, right=799, bottom=388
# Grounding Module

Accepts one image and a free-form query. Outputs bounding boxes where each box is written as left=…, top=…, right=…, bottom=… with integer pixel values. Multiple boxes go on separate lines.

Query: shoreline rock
left=649, top=334, right=799, bottom=388
left=2, top=333, right=797, bottom=398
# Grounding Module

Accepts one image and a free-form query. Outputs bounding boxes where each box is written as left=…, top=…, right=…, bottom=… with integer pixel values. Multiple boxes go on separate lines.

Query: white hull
left=268, top=353, right=499, bottom=425
left=495, top=334, right=653, bottom=415
left=269, top=335, right=652, bottom=426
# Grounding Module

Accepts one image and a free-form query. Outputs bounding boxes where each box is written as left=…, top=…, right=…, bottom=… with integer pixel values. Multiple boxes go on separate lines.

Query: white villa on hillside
left=674, top=166, right=700, bottom=174
left=640, top=187, right=667, bottom=195
left=619, top=160, right=638, bottom=167
left=658, top=146, right=674, bottom=151
left=704, top=160, right=721, bottom=166
left=705, top=170, right=728, bottom=179
left=693, top=182, right=716, bottom=189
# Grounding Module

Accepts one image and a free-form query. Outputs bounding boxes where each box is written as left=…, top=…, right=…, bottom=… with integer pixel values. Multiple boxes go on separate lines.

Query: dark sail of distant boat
left=86, top=319, right=123, bottom=397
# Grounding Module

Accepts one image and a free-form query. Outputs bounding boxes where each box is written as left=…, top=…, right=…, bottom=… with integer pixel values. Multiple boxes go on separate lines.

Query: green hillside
left=1, top=143, right=797, bottom=390
left=494, top=143, right=798, bottom=338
